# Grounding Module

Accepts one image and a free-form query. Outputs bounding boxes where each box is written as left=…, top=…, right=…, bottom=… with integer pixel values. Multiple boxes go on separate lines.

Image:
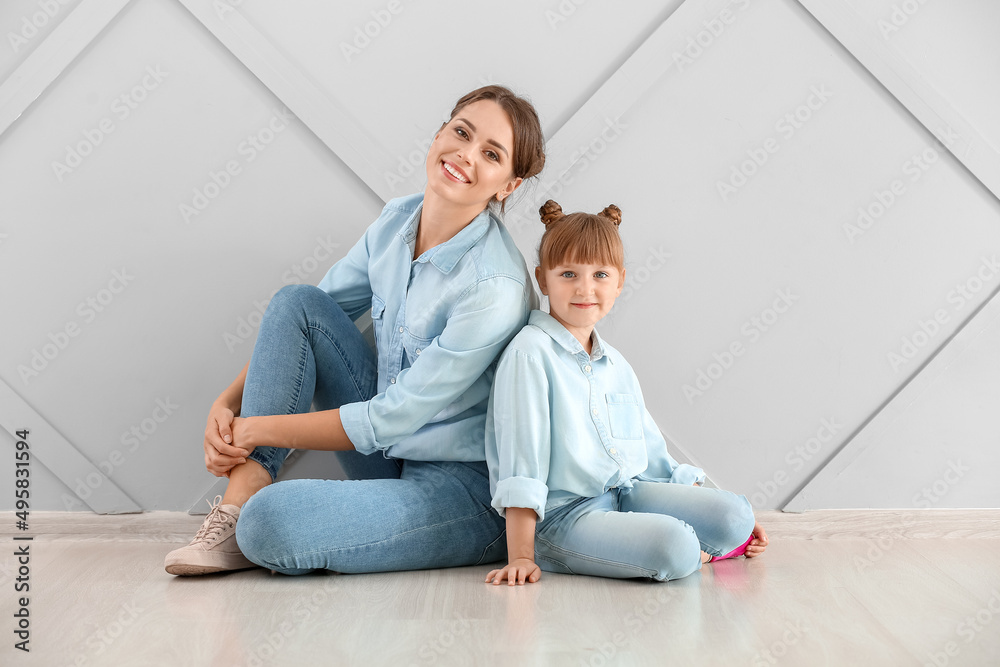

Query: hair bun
left=600, top=204, right=622, bottom=226
left=539, top=200, right=564, bottom=226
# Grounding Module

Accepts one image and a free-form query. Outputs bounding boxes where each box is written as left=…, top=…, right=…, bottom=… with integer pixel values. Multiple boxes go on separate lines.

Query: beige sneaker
left=164, top=495, right=258, bottom=575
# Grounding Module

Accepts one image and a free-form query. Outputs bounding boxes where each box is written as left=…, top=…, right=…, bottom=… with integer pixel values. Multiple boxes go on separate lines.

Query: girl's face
left=425, top=100, right=522, bottom=210
left=536, top=261, right=625, bottom=343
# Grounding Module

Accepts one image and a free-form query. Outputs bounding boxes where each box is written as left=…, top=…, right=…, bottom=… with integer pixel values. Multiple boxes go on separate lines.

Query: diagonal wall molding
left=0, top=0, right=132, bottom=138
left=175, top=0, right=399, bottom=202
left=796, top=0, right=1000, bottom=202
left=0, top=379, right=140, bottom=514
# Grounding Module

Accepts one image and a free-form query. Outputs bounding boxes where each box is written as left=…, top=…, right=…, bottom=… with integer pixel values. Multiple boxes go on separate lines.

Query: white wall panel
left=786, top=292, right=1000, bottom=510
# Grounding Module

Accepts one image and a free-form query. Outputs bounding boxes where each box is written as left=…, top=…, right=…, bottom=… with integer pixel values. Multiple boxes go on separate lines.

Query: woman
left=165, top=85, right=545, bottom=575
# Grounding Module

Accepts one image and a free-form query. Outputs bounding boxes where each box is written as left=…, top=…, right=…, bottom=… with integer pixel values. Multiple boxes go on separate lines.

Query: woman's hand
left=203, top=404, right=249, bottom=477
left=486, top=558, right=541, bottom=586
left=743, top=520, right=769, bottom=558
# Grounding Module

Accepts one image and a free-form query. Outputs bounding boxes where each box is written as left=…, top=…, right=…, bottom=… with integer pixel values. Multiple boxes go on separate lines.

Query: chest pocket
left=402, top=330, right=434, bottom=366
left=606, top=393, right=643, bottom=440
left=370, top=296, right=386, bottom=351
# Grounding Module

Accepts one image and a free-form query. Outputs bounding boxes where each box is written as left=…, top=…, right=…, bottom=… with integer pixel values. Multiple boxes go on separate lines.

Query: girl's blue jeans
left=535, top=483, right=755, bottom=581
left=234, top=285, right=506, bottom=574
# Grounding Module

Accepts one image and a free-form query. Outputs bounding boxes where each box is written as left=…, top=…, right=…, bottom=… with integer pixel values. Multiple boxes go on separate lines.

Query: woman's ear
left=535, top=266, right=547, bottom=295
left=496, top=176, right=523, bottom=203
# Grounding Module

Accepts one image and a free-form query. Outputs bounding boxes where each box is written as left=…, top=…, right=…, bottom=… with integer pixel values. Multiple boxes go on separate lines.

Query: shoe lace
left=191, top=495, right=236, bottom=545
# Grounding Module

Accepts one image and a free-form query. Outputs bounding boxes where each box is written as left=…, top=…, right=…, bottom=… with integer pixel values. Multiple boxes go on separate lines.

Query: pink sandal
left=709, top=534, right=754, bottom=562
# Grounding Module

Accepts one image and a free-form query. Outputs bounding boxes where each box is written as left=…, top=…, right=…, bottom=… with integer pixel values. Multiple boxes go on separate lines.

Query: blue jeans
left=535, top=482, right=755, bottom=581
left=235, top=284, right=506, bottom=573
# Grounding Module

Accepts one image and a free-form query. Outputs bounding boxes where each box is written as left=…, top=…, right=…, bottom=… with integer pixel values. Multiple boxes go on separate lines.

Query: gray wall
left=2, top=0, right=999, bottom=513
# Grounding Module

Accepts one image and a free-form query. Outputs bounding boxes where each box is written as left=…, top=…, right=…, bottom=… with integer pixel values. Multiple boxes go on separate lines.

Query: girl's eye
left=595, top=271, right=609, bottom=279
left=561, top=271, right=575, bottom=278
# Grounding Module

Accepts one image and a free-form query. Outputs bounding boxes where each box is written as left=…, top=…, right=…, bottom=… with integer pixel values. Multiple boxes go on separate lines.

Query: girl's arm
left=485, top=508, right=541, bottom=586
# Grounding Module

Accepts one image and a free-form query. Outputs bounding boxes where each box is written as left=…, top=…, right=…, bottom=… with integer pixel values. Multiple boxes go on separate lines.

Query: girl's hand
left=203, top=404, right=249, bottom=477
left=744, top=520, right=769, bottom=558
left=486, top=558, right=541, bottom=586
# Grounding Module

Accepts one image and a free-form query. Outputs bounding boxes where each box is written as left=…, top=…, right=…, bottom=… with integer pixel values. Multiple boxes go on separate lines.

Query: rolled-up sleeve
left=488, top=347, right=552, bottom=521
left=341, top=276, right=528, bottom=455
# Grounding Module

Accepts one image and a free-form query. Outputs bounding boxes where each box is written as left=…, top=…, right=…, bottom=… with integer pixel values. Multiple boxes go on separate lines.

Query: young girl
left=485, top=201, right=767, bottom=585
left=165, top=85, right=546, bottom=576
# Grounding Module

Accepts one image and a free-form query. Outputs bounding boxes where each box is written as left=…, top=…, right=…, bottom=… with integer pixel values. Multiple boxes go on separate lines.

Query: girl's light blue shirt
left=486, top=310, right=706, bottom=521
left=317, top=193, right=535, bottom=462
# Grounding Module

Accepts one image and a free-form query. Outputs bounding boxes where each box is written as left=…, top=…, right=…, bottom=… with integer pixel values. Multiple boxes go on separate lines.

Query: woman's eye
left=455, top=127, right=468, bottom=138
left=486, top=150, right=499, bottom=162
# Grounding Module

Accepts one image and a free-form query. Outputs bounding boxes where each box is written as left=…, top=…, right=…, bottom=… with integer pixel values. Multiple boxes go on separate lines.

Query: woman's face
left=425, top=100, right=522, bottom=210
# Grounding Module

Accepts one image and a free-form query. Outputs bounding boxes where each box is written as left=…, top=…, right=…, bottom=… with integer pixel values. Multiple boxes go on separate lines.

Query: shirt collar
left=399, top=202, right=494, bottom=274
left=528, top=310, right=609, bottom=362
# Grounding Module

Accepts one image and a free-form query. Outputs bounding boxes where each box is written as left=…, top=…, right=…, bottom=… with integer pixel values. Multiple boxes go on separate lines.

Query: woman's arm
left=485, top=508, right=540, bottom=586
left=229, top=410, right=354, bottom=454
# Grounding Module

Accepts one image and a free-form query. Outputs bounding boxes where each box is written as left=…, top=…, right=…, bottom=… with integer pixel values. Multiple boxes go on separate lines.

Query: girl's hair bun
left=539, top=200, right=564, bottom=226
left=600, top=204, right=622, bottom=226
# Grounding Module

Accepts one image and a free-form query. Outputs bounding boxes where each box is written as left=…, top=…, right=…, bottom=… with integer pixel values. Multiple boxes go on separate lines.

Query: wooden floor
left=2, top=510, right=999, bottom=666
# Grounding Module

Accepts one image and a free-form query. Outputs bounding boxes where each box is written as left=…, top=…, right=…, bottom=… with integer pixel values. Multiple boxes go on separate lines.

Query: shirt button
left=584, top=365, right=592, bottom=373
left=610, top=448, right=617, bottom=456
left=416, top=348, right=421, bottom=354
left=398, top=327, right=404, bottom=333
left=390, top=377, right=396, bottom=384
left=592, top=408, right=598, bottom=416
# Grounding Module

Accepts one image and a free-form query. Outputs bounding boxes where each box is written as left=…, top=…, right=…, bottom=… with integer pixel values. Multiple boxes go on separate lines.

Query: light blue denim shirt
left=486, top=310, right=706, bottom=521
left=317, top=193, right=535, bottom=461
